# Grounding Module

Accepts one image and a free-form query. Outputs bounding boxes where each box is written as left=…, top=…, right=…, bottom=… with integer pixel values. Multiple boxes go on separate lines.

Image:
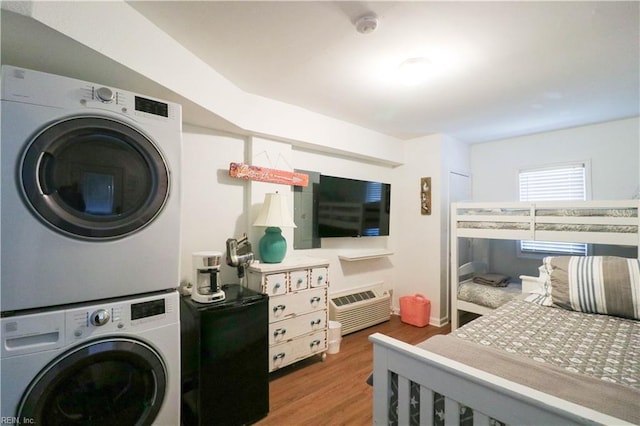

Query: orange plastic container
left=399, top=294, right=431, bottom=327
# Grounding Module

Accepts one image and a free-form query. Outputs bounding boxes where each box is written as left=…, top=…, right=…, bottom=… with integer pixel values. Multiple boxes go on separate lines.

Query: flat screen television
left=317, top=175, right=391, bottom=237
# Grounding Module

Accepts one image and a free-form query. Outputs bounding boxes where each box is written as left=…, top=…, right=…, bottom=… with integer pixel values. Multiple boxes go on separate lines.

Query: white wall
left=292, top=148, right=396, bottom=296
left=440, top=135, right=471, bottom=321
left=392, top=134, right=445, bottom=324
left=471, top=117, right=639, bottom=201
left=180, top=125, right=247, bottom=285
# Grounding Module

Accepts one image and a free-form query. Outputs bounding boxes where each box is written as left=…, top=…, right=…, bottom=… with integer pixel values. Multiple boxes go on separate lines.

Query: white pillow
left=524, top=264, right=553, bottom=306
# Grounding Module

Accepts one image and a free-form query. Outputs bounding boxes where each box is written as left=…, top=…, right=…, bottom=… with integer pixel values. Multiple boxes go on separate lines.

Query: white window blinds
left=519, top=163, right=588, bottom=255
left=519, top=165, right=586, bottom=201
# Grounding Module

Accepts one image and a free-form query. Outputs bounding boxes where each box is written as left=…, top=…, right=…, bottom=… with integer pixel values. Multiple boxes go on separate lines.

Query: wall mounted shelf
left=338, top=249, right=393, bottom=261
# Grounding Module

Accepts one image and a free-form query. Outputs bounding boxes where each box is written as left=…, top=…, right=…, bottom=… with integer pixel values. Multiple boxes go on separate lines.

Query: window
left=519, top=163, right=588, bottom=256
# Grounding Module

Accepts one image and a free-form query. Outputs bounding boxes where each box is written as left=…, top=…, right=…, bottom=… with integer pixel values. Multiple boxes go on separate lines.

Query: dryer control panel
left=1, top=66, right=180, bottom=123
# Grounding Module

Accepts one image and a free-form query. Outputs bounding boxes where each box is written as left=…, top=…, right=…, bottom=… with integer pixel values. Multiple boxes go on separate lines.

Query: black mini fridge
left=181, top=284, right=269, bottom=425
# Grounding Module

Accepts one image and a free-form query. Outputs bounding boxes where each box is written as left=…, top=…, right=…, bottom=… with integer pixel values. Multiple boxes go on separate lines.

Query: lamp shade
left=253, top=193, right=297, bottom=228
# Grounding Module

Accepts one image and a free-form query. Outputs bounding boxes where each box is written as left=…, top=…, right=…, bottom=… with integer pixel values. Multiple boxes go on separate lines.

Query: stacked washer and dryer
left=1, top=66, right=182, bottom=425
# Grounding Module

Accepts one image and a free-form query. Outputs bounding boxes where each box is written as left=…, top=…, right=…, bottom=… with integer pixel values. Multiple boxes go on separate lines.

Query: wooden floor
left=255, top=316, right=450, bottom=426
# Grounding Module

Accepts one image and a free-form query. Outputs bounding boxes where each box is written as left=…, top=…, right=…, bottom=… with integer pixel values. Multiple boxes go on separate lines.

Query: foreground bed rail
left=369, top=333, right=633, bottom=426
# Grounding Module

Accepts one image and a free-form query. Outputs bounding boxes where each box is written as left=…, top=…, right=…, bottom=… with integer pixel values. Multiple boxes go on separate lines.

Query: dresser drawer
left=310, top=267, right=328, bottom=288
left=269, top=330, right=327, bottom=371
left=269, top=288, right=326, bottom=322
left=269, top=310, right=327, bottom=345
left=289, top=269, right=309, bottom=292
left=263, top=272, right=287, bottom=296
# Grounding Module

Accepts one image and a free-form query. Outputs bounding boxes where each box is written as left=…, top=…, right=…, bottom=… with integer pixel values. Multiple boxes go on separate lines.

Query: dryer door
left=21, top=116, right=170, bottom=240
left=18, top=338, right=167, bottom=425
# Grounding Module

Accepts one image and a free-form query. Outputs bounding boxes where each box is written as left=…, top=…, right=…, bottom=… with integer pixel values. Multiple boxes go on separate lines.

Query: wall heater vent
left=329, top=285, right=391, bottom=335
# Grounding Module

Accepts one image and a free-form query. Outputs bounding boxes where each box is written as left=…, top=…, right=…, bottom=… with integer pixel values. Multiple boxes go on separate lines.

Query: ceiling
left=128, top=1, right=640, bottom=143
left=1, top=2, right=639, bottom=144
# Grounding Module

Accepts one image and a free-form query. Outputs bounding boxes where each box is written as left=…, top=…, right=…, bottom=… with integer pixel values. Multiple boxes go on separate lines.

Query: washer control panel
left=1, top=292, right=175, bottom=358
left=66, top=291, right=178, bottom=342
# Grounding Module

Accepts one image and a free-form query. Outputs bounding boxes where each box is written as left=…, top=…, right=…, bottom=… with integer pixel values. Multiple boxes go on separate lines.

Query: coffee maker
left=191, top=251, right=225, bottom=303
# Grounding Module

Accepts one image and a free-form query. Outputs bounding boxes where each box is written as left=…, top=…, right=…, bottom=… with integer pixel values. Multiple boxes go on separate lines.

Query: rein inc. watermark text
left=1, top=418, right=35, bottom=425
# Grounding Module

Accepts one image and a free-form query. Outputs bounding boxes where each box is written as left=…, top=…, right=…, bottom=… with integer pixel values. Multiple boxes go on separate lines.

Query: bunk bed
left=370, top=200, right=639, bottom=425
left=451, top=200, right=639, bottom=329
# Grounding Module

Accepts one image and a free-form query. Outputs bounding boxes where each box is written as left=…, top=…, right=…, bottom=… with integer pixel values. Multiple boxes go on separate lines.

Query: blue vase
left=259, top=227, right=286, bottom=263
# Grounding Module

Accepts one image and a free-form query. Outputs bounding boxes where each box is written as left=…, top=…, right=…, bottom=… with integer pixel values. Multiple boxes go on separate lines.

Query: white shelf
left=248, top=256, right=330, bottom=273
left=338, top=249, right=393, bottom=261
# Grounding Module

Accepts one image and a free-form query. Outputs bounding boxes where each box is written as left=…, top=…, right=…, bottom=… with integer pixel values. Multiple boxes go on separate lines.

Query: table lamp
left=253, top=192, right=297, bottom=263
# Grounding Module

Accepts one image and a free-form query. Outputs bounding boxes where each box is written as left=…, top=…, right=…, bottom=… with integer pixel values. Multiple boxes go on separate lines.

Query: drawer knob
left=273, top=353, right=286, bottom=364
left=310, top=319, right=321, bottom=326
left=273, top=304, right=287, bottom=314
left=317, top=275, right=324, bottom=282
left=273, top=328, right=287, bottom=338
left=274, top=282, right=281, bottom=289
left=296, top=278, right=304, bottom=287
left=310, top=296, right=321, bottom=306
left=309, top=339, right=321, bottom=348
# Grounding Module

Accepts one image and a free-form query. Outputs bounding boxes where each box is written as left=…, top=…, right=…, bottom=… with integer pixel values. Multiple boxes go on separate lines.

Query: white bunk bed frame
left=451, top=200, right=640, bottom=329
left=370, top=199, right=639, bottom=425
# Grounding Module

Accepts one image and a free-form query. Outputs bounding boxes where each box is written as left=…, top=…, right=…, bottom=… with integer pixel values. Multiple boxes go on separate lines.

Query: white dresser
left=247, top=257, right=330, bottom=372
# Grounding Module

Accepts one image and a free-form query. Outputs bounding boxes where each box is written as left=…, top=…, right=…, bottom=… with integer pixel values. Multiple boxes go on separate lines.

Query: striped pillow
left=546, top=256, right=640, bottom=320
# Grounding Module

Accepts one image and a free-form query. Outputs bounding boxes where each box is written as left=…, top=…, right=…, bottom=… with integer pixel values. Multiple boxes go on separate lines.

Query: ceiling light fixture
left=398, top=57, right=432, bottom=85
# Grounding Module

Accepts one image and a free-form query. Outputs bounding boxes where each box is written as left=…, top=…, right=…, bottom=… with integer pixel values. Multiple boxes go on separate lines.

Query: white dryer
left=1, top=290, right=181, bottom=425
left=1, top=66, right=182, bottom=312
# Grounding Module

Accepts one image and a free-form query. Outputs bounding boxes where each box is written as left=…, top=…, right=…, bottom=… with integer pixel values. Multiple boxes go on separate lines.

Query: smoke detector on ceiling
left=355, top=14, right=378, bottom=34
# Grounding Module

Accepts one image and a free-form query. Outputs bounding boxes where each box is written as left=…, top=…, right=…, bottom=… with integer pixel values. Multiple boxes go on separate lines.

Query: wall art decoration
left=421, top=177, right=431, bottom=215
left=229, top=162, right=309, bottom=186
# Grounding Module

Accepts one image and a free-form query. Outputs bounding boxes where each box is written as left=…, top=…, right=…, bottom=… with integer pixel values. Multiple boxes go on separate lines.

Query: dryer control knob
left=91, top=309, right=111, bottom=326
left=96, top=87, right=115, bottom=103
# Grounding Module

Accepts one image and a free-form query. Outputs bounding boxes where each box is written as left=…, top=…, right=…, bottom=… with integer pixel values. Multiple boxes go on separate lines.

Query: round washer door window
left=18, top=338, right=167, bottom=426
left=21, top=116, right=170, bottom=240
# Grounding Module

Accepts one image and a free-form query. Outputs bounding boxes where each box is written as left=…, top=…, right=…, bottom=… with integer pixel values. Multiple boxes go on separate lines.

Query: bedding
left=452, top=300, right=640, bottom=389
left=418, top=334, right=640, bottom=425
left=458, top=221, right=638, bottom=233
left=545, top=256, right=640, bottom=320
left=456, top=204, right=639, bottom=235
left=471, top=273, right=510, bottom=287
left=458, top=207, right=637, bottom=218
left=536, top=208, right=638, bottom=217
left=457, top=280, right=521, bottom=309
left=384, top=299, right=640, bottom=425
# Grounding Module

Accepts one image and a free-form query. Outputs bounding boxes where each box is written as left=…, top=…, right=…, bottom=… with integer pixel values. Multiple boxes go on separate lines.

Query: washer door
left=21, top=116, right=170, bottom=240
left=18, top=338, right=167, bottom=426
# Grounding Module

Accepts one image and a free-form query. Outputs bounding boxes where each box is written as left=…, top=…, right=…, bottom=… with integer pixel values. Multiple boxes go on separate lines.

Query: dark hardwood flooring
left=255, top=315, right=450, bottom=426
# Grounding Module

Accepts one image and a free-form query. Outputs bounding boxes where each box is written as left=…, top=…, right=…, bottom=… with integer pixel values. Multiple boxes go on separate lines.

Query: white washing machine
left=1, top=66, right=182, bottom=312
left=1, top=290, right=180, bottom=425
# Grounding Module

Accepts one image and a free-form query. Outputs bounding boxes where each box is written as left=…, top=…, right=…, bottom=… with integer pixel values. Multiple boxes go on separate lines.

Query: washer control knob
left=96, top=87, right=114, bottom=103
left=91, top=309, right=110, bottom=326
